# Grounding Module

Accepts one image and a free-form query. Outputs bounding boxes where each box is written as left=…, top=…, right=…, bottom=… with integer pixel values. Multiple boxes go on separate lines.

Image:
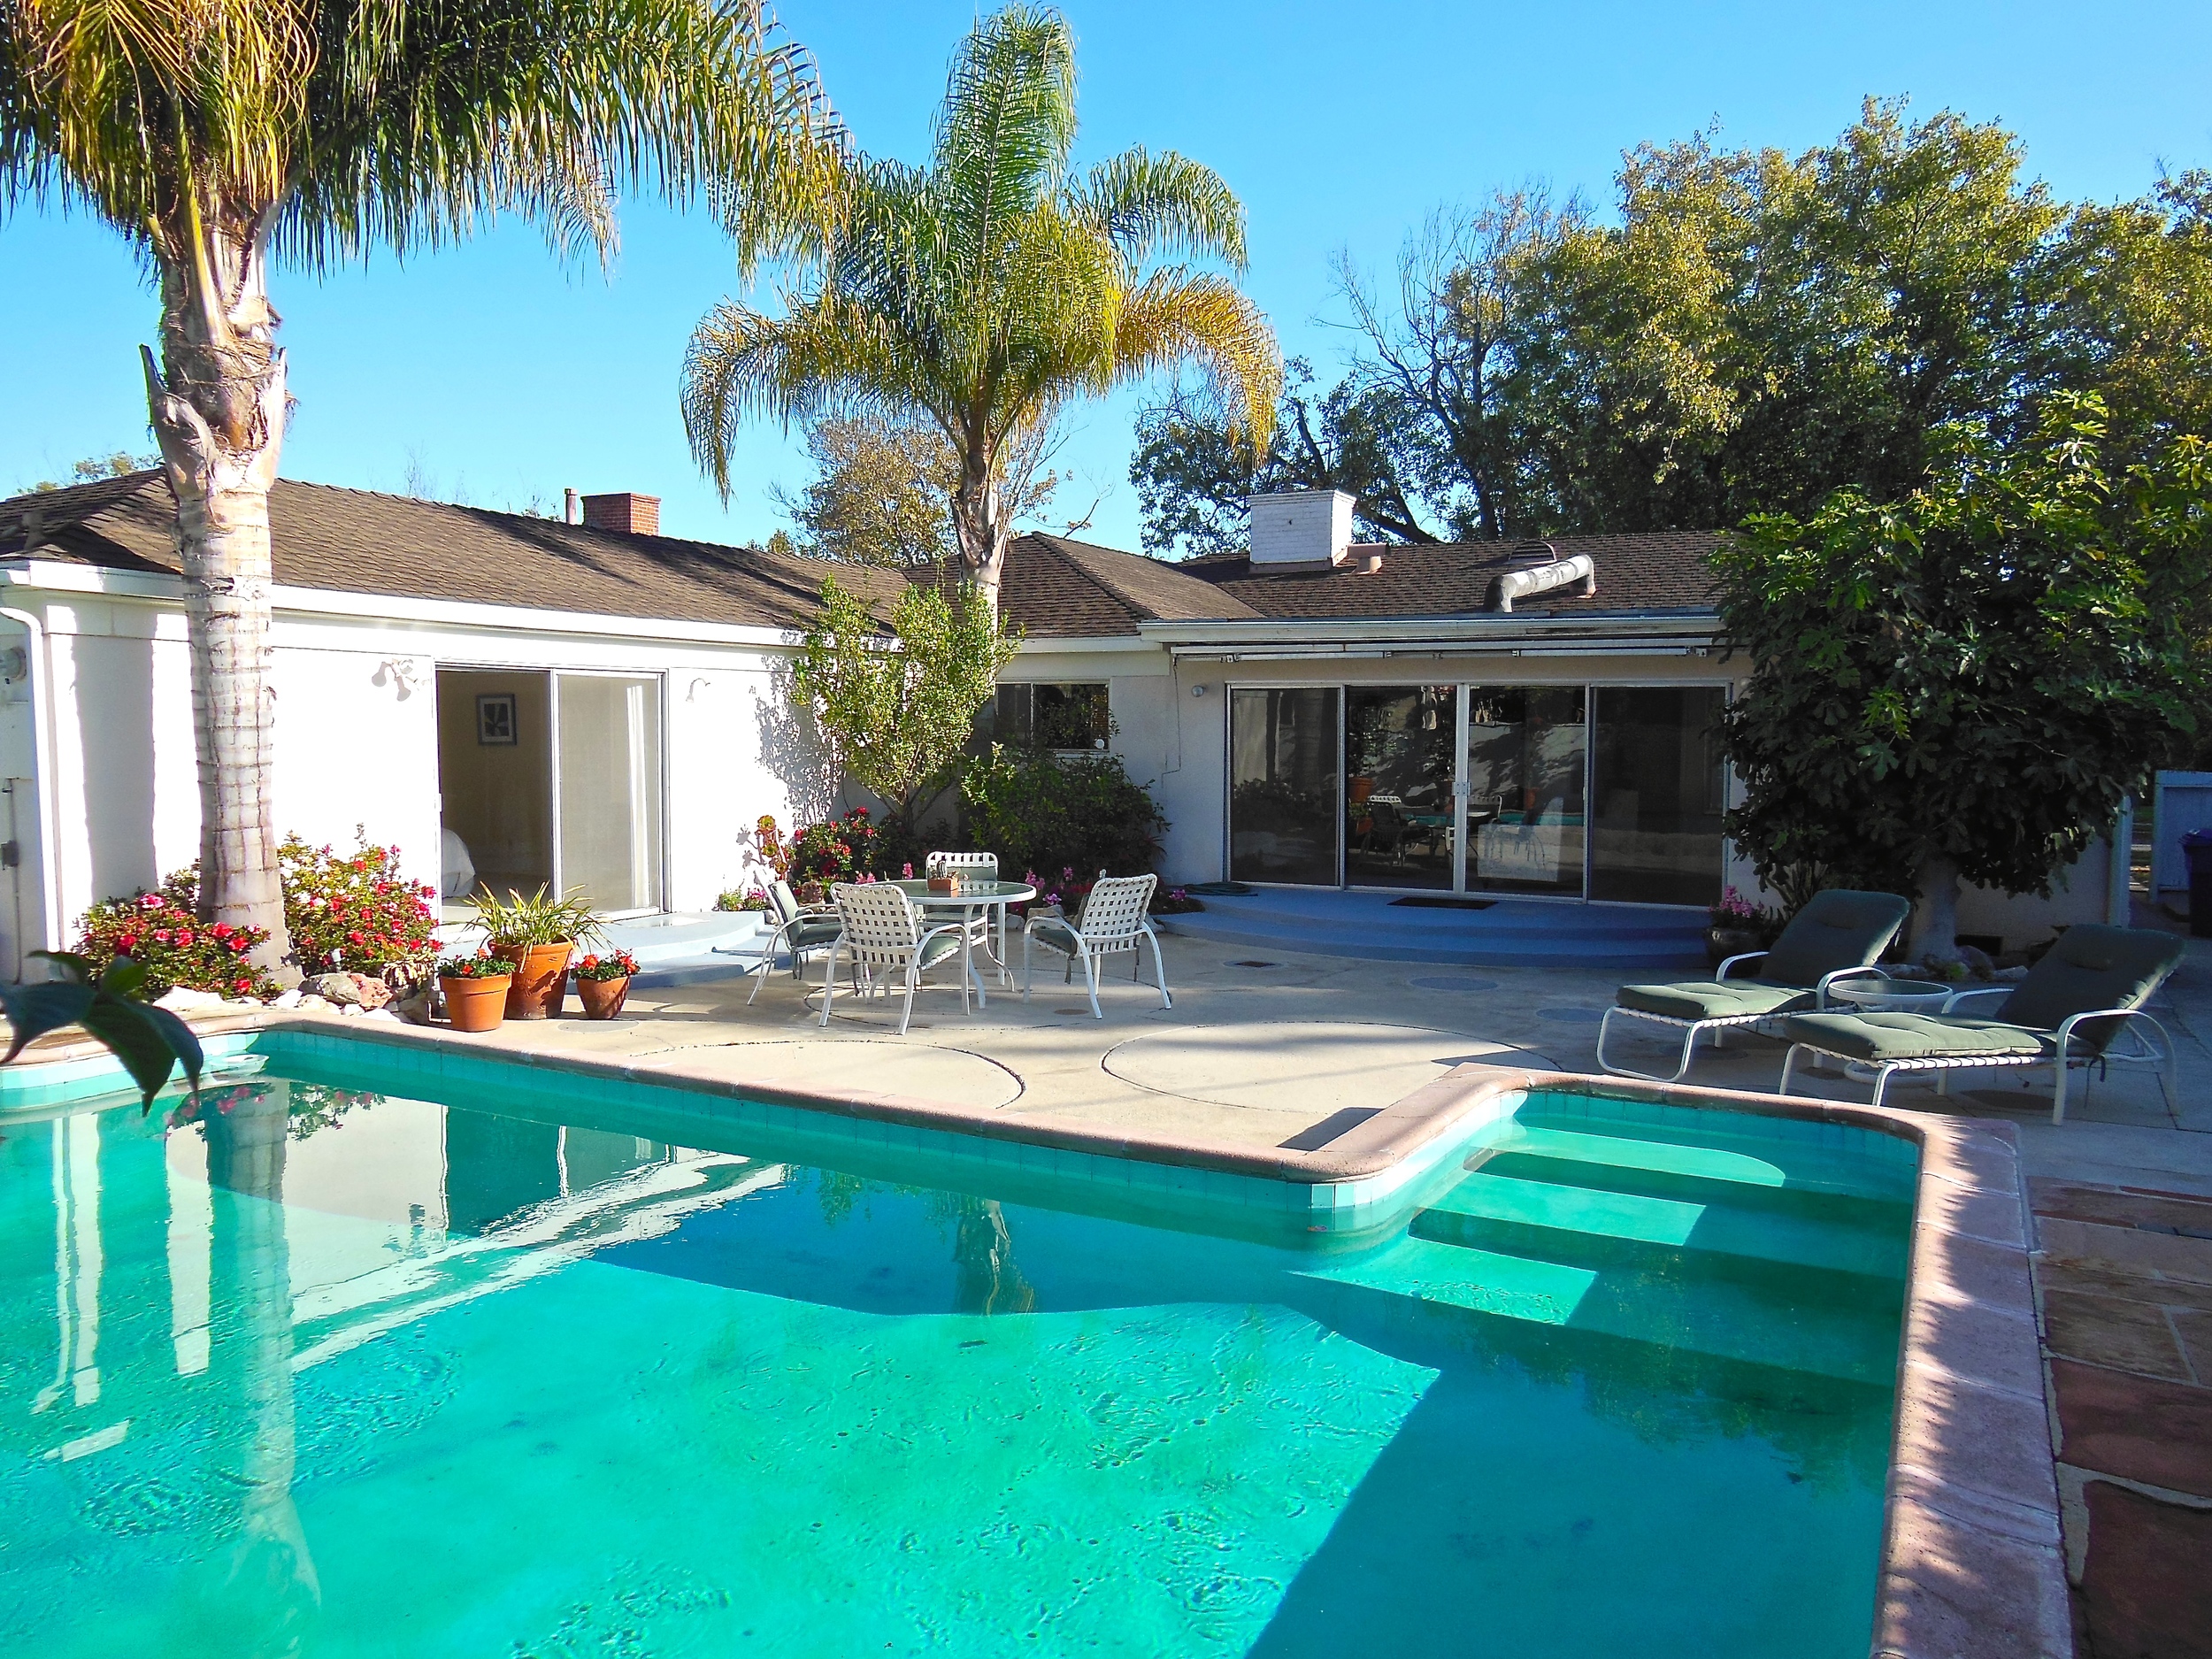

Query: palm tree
left=682, top=4, right=1280, bottom=613
left=1, top=0, right=838, bottom=972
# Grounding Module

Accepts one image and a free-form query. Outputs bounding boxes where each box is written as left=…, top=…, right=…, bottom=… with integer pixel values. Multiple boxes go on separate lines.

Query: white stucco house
left=0, top=475, right=2123, bottom=979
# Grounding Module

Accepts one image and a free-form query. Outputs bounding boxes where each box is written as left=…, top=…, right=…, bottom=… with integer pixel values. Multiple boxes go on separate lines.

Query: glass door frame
left=1221, top=675, right=1734, bottom=905
left=438, top=662, right=672, bottom=918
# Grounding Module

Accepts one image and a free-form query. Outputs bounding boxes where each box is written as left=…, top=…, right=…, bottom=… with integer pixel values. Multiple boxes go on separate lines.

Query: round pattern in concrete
left=1102, top=1021, right=1552, bottom=1113
left=625, top=1039, right=1024, bottom=1110
left=1536, top=1006, right=1606, bottom=1024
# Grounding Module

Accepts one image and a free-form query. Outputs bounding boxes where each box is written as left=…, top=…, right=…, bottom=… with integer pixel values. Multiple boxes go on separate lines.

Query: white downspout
left=0, top=600, right=64, bottom=967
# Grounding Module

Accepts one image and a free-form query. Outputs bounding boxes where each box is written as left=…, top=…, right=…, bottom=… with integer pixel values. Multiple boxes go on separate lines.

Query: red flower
left=347, top=930, right=365, bottom=945
left=579, top=955, right=599, bottom=971
left=176, top=931, right=195, bottom=948
left=211, top=923, right=233, bottom=939
left=152, top=928, right=172, bottom=944
left=118, top=934, right=139, bottom=953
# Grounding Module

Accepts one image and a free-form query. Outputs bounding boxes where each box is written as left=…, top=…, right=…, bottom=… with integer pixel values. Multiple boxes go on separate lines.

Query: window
left=995, top=682, right=1110, bottom=750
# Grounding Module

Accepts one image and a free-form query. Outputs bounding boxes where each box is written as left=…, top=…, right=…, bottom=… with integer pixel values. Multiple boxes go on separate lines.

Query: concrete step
left=1155, top=890, right=1705, bottom=969
left=1416, top=1170, right=1909, bottom=1281
left=1479, top=1121, right=1916, bottom=1213
left=1297, top=1233, right=1901, bottom=1385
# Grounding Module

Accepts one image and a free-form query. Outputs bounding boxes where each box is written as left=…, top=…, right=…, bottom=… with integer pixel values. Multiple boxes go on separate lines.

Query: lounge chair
left=745, top=879, right=845, bottom=1005
left=1596, top=889, right=1915, bottom=1082
left=1022, top=874, right=1171, bottom=1018
left=1778, top=923, right=2185, bottom=1123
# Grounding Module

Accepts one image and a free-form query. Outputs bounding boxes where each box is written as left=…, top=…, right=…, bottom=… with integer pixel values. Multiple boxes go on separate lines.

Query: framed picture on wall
left=477, top=693, right=518, bottom=746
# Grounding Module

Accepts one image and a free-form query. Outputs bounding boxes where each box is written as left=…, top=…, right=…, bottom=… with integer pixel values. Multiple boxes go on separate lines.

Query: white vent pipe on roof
left=1491, top=550, right=1595, bottom=612
left=564, top=488, right=582, bottom=525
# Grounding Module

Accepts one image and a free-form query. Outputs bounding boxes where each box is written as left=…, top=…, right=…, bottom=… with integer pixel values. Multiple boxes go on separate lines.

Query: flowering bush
left=75, top=871, right=277, bottom=1000
left=1708, top=886, right=1784, bottom=942
left=572, top=949, right=640, bottom=982
left=436, top=951, right=516, bottom=979
left=281, top=833, right=439, bottom=978
left=789, top=807, right=884, bottom=884
left=715, top=887, right=770, bottom=912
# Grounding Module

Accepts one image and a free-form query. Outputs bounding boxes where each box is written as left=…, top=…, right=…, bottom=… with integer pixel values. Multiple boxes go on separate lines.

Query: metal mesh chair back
left=1075, top=875, right=1156, bottom=947
left=832, top=882, right=925, bottom=966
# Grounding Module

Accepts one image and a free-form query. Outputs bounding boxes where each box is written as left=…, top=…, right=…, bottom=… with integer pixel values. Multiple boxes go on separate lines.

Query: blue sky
left=4, top=0, right=2208, bottom=551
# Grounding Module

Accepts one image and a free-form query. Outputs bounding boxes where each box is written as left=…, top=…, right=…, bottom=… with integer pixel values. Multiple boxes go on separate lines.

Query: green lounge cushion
left=1616, top=980, right=1813, bottom=1022
left=1996, top=925, right=2185, bottom=1050
left=915, top=931, right=964, bottom=970
left=1759, top=888, right=1916, bottom=987
left=1783, top=1010, right=2051, bottom=1063
left=1028, top=918, right=1081, bottom=957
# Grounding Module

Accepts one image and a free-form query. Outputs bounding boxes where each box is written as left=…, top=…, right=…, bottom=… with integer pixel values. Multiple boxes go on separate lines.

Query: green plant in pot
left=465, top=886, right=603, bottom=1020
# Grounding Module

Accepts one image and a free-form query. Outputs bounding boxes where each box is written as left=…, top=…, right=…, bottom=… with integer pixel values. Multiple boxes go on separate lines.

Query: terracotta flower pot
left=576, top=975, right=630, bottom=1020
left=442, top=974, right=511, bottom=1033
left=503, top=941, right=574, bottom=1019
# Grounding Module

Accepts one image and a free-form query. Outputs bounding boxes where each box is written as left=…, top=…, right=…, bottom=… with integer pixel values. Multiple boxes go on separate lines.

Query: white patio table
left=885, top=878, right=1036, bottom=1002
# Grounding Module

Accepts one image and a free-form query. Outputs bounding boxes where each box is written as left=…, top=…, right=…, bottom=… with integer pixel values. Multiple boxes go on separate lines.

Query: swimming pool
left=3, top=1038, right=1916, bottom=1656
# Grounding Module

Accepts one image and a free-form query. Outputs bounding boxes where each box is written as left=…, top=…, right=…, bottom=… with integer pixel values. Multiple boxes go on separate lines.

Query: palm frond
left=1073, top=147, right=1247, bottom=273
left=1111, top=268, right=1281, bottom=450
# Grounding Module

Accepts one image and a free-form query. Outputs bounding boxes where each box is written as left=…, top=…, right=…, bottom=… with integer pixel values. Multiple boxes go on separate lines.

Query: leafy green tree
left=684, top=4, right=1279, bottom=611
left=1136, top=101, right=2212, bottom=552
left=2, top=0, right=837, bottom=973
left=1714, top=397, right=2208, bottom=958
left=793, top=578, right=1019, bottom=843
left=27, top=451, right=159, bottom=492
left=776, top=413, right=1061, bottom=567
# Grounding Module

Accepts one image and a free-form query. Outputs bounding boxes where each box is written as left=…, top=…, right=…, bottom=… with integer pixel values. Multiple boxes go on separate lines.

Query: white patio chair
left=1021, top=873, right=1171, bottom=1018
left=927, top=850, right=1002, bottom=964
left=746, top=879, right=844, bottom=1006
left=818, top=881, right=977, bottom=1035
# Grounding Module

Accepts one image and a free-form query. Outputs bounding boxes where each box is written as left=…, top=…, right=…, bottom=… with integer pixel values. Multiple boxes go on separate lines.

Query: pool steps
left=1298, top=1121, right=1909, bottom=1386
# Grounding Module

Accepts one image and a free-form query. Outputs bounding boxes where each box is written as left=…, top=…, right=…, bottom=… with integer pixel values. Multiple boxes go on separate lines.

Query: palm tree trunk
left=950, top=465, right=1011, bottom=615
left=141, top=219, right=296, bottom=979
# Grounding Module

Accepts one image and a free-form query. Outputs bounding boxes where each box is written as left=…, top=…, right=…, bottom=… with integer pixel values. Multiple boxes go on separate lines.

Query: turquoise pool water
left=1, top=1053, right=1912, bottom=1656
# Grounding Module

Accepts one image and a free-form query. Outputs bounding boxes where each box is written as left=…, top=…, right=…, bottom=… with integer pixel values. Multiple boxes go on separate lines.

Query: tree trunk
left=1916, top=855, right=1962, bottom=964
left=950, top=463, right=1011, bottom=616
left=142, top=217, right=296, bottom=980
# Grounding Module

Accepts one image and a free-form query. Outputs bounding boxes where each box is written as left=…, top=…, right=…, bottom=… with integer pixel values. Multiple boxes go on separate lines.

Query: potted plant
left=466, top=885, right=603, bottom=1020
left=572, top=949, right=640, bottom=1019
left=437, top=951, right=516, bottom=1033
left=1706, top=887, right=1782, bottom=968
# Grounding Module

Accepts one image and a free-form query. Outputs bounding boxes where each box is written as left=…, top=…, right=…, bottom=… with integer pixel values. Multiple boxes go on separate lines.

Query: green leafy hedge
left=959, top=746, right=1167, bottom=884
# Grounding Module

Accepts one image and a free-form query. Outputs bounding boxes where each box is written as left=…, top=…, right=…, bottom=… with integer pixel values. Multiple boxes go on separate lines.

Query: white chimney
left=1247, top=489, right=1356, bottom=567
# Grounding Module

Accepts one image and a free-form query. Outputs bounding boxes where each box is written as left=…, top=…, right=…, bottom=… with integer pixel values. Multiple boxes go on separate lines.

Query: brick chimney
left=580, top=491, right=660, bottom=535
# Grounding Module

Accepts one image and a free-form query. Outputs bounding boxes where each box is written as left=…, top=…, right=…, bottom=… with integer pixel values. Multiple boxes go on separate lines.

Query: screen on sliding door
left=556, top=675, right=664, bottom=913
left=1345, top=687, right=1455, bottom=889
left=1464, top=687, right=1586, bottom=896
left=1229, top=687, right=1340, bottom=885
left=1589, top=685, right=1726, bottom=905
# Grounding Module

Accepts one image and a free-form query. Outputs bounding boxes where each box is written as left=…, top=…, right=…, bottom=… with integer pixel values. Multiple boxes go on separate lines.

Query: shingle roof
left=981, top=532, right=1261, bottom=637
left=0, top=472, right=910, bottom=631
left=1174, top=531, right=1723, bottom=622
left=0, top=474, right=1723, bottom=640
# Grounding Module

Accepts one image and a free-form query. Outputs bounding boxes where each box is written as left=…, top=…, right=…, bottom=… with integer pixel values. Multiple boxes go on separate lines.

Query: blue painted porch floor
left=1154, top=887, right=1707, bottom=971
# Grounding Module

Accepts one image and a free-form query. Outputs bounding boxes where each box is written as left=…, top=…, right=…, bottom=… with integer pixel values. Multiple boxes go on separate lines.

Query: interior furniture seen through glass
left=1589, top=685, right=1727, bottom=906
left=1230, top=687, right=1340, bottom=885
left=1344, top=686, right=1456, bottom=889
left=556, top=673, right=664, bottom=914
left=1464, top=686, right=1587, bottom=896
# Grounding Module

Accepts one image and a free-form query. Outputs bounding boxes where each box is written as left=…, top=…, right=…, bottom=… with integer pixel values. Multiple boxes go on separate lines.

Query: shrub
left=281, top=833, right=440, bottom=978
left=76, top=871, right=277, bottom=1000
left=787, top=807, right=884, bottom=884
left=715, top=887, right=770, bottom=911
left=960, top=746, right=1167, bottom=884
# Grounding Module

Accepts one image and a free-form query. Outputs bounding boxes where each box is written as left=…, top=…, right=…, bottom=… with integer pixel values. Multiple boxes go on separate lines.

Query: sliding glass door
left=1229, top=687, right=1340, bottom=884
left=1464, top=687, right=1588, bottom=896
left=1345, top=686, right=1456, bottom=889
left=1589, top=686, right=1726, bottom=904
left=556, top=673, right=664, bottom=914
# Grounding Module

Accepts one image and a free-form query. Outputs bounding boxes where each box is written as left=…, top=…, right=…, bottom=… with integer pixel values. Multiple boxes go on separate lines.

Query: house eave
left=1136, top=611, right=1721, bottom=658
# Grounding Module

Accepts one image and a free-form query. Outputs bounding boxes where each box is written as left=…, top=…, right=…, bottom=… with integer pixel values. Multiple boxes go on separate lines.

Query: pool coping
left=4, top=1009, right=2067, bottom=1658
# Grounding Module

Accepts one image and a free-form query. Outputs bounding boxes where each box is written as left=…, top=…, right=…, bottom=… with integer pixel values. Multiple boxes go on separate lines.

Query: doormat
left=1388, top=896, right=1499, bottom=910
left=1185, top=880, right=1255, bottom=896
left=1227, top=960, right=1282, bottom=969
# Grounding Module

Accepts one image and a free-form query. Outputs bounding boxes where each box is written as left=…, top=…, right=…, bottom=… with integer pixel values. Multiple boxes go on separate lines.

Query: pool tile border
left=0, top=1012, right=2067, bottom=1657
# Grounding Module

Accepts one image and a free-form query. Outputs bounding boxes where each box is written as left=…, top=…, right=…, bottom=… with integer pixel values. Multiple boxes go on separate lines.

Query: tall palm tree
left=683, top=4, right=1280, bottom=613
left=0, top=0, right=838, bottom=972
